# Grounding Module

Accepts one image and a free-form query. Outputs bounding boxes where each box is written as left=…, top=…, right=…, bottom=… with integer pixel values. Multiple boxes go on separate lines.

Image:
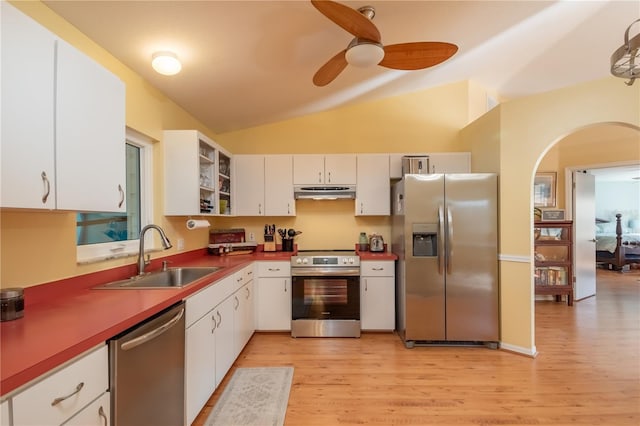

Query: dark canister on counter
left=1, top=288, right=24, bottom=321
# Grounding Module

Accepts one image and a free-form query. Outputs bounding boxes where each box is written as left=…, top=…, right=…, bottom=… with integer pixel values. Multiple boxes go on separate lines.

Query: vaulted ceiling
left=44, top=1, right=640, bottom=134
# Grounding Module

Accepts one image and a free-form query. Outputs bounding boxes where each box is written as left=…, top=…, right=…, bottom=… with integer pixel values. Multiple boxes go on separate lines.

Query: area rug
left=205, top=367, right=294, bottom=426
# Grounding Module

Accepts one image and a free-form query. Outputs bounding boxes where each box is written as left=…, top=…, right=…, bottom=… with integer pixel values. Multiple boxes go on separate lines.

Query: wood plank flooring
left=193, top=269, right=640, bottom=425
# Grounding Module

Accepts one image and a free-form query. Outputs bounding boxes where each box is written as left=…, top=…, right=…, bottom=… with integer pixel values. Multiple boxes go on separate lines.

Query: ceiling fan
left=311, top=0, right=458, bottom=86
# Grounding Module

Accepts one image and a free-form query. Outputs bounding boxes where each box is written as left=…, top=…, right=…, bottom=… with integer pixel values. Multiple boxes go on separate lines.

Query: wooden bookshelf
left=534, top=221, right=573, bottom=306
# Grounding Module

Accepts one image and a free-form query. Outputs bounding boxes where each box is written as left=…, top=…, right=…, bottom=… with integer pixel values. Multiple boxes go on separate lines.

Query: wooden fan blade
left=311, top=0, right=381, bottom=43
left=313, top=49, right=348, bottom=86
left=379, top=42, right=458, bottom=70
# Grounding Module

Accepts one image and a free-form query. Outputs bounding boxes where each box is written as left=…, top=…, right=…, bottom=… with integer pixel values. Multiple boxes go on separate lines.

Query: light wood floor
left=193, top=269, right=640, bottom=425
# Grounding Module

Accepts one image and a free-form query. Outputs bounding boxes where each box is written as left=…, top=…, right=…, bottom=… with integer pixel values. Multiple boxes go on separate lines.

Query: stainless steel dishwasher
left=109, top=301, right=185, bottom=426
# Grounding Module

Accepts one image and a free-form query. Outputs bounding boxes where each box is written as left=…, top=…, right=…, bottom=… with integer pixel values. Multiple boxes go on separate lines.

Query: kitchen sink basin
left=94, top=267, right=222, bottom=289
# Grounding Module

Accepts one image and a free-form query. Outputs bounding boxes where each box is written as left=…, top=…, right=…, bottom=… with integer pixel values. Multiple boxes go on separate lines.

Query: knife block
left=263, top=234, right=276, bottom=252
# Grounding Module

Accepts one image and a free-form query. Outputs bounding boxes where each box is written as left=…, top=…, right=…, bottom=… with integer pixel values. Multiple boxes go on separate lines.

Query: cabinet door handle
left=258, top=203, right=262, bottom=215
left=318, top=172, right=322, bottom=183
left=245, top=287, right=250, bottom=299
left=360, top=202, right=364, bottom=214
left=51, top=382, right=84, bottom=406
left=364, top=279, right=368, bottom=292
left=217, top=310, right=222, bottom=327
left=211, top=314, right=216, bottom=333
left=284, top=279, right=287, bottom=292
left=287, top=203, right=291, bottom=214
left=98, top=405, right=108, bottom=426
left=234, top=295, right=239, bottom=310
left=327, top=171, right=331, bottom=183
left=118, top=184, right=125, bottom=208
left=41, top=171, right=50, bottom=204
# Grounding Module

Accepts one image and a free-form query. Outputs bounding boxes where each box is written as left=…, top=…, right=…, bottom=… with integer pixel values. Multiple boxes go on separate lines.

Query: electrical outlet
left=177, top=238, right=185, bottom=251
left=249, top=232, right=255, bottom=242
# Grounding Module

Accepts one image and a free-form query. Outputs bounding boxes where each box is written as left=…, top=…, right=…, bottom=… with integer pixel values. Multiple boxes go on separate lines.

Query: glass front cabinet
left=534, top=220, right=573, bottom=306
left=164, top=130, right=232, bottom=216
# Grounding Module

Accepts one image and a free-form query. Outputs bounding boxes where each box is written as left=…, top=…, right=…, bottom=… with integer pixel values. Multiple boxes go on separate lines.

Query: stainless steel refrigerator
left=392, top=173, right=499, bottom=348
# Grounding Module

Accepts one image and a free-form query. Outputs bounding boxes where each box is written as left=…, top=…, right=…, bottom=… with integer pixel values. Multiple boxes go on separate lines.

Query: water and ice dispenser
left=412, top=224, right=438, bottom=257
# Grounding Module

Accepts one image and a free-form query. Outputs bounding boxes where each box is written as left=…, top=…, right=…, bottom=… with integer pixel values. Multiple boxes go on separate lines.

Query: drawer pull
left=99, top=405, right=108, bottom=426
left=372, top=267, right=384, bottom=271
left=51, top=382, right=84, bottom=406
left=268, top=268, right=281, bottom=272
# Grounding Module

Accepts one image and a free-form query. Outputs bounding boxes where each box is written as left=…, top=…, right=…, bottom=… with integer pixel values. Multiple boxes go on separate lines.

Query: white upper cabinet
left=265, top=155, right=295, bottom=216
left=293, top=154, right=356, bottom=185
left=389, top=152, right=471, bottom=178
left=233, top=155, right=295, bottom=216
left=164, top=130, right=232, bottom=216
left=356, top=154, right=390, bottom=216
left=1, top=3, right=57, bottom=209
left=1, top=2, right=125, bottom=212
left=234, top=155, right=265, bottom=216
left=55, top=39, right=126, bottom=212
left=427, top=152, right=471, bottom=174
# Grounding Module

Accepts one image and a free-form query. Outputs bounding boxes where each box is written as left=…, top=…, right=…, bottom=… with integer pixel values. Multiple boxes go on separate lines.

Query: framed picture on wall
left=534, top=172, right=556, bottom=208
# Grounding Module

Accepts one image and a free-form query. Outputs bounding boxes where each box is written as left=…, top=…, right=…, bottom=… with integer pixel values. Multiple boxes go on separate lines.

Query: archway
left=531, top=122, right=640, bottom=351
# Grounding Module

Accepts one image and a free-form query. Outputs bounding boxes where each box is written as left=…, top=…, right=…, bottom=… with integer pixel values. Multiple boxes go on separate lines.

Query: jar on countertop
left=1, top=287, right=24, bottom=321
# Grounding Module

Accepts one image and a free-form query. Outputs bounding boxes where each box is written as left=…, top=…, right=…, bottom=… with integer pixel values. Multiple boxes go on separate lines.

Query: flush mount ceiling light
left=151, top=51, right=182, bottom=76
left=611, top=18, right=640, bottom=86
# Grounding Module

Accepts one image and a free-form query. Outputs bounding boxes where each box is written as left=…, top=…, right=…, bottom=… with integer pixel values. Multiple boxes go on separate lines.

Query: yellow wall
left=216, top=80, right=472, bottom=154
left=500, top=78, right=638, bottom=351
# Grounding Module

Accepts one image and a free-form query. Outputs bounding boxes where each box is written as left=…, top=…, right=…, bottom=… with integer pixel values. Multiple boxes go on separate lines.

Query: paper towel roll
left=186, top=219, right=211, bottom=230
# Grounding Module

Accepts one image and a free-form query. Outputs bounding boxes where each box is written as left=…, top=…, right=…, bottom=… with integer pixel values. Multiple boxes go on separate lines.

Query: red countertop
left=1, top=247, right=397, bottom=396
left=0, top=249, right=293, bottom=396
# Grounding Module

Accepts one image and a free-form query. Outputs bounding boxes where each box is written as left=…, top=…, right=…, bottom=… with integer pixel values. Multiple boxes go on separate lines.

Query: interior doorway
left=533, top=123, right=640, bottom=308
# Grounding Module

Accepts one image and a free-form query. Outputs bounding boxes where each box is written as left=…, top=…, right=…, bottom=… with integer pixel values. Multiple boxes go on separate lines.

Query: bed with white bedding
left=596, top=214, right=640, bottom=270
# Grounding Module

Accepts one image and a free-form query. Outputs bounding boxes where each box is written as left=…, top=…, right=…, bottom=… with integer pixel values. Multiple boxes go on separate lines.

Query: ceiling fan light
left=610, top=18, right=640, bottom=86
left=345, top=42, right=385, bottom=67
left=152, top=51, right=182, bottom=76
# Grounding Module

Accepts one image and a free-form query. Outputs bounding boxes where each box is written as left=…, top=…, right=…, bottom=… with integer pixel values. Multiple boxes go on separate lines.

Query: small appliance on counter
left=402, top=155, right=429, bottom=175
left=369, top=234, right=385, bottom=252
left=207, top=228, right=257, bottom=255
left=1, top=287, right=24, bottom=321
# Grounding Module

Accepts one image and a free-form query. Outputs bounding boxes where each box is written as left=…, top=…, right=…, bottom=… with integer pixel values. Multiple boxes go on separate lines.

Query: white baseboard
left=500, top=342, right=538, bottom=357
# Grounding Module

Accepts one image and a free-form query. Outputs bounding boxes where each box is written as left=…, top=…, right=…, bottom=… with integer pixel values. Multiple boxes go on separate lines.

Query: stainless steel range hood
left=294, top=185, right=356, bottom=200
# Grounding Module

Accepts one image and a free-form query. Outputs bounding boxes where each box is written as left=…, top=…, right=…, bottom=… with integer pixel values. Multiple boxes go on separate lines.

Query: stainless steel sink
left=94, top=267, right=222, bottom=289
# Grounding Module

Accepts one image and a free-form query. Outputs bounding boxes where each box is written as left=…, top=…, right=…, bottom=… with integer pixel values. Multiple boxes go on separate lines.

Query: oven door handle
left=291, top=268, right=360, bottom=277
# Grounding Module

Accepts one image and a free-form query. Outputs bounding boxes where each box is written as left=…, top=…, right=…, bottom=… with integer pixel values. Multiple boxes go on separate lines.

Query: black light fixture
left=611, top=18, right=640, bottom=86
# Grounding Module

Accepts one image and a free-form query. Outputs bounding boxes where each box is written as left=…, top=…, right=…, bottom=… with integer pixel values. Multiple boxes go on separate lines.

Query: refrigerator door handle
left=446, top=206, right=453, bottom=274
left=438, top=205, right=445, bottom=275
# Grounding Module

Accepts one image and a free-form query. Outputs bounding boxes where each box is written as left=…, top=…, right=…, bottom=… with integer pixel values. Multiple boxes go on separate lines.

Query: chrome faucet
left=137, top=224, right=173, bottom=275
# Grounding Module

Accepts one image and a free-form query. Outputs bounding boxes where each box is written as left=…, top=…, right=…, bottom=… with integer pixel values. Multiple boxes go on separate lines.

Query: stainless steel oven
left=291, top=251, right=360, bottom=337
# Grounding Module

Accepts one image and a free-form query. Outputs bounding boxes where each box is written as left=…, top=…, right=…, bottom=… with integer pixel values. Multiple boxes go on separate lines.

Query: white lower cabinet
left=11, top=345, right=108, bottom=426
left=256, top=262, right=292, bottom=331
left=62, top=392, right=110, bottom=426
left=185, top=308, right=216, bottom=426
left=213, top=295, right=235, bottom=388
left=184, top=265, right=257, bottom=425
left=1, top=399, right=10, bottom=426
left=360, top=261, right=396, bottom=331
left=233, top=278, right=255, bottom=356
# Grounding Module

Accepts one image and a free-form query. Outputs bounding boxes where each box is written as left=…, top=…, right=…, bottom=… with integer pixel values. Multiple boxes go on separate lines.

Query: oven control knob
left=295, top=258, right=302, bottom=264
left=302, top=258, right=308, bottom=264
left=349, top=258, right=354, bottom=264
